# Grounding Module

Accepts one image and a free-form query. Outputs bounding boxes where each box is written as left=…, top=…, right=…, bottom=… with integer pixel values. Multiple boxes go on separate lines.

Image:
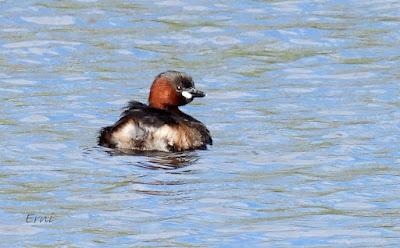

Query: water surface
left=1, top=0, right=400, bottom=247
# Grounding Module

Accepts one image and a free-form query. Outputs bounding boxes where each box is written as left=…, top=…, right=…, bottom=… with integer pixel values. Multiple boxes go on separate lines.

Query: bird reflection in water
left=104, top=148, right=200, bottom=170
left=84, top=146, right=200, bottom=196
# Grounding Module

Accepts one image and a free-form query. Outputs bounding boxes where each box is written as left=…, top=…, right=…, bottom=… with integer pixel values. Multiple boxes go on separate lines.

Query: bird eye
left=177, top=86, right=182, bottom=90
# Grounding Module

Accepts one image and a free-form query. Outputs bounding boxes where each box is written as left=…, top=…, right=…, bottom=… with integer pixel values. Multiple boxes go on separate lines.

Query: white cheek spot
left=182, top=91, right=193, bottom=99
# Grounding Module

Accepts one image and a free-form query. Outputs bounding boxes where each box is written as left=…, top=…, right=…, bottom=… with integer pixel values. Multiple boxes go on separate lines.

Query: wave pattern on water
left=0, top=0, right=400, bottom=247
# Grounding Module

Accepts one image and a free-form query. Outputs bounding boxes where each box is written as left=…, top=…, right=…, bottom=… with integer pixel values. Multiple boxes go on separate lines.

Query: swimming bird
left=98, top=70, right=212, bottom=152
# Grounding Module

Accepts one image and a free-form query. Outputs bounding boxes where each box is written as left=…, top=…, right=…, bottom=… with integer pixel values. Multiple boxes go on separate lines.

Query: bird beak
left=189, top=88, right=205, bottom=98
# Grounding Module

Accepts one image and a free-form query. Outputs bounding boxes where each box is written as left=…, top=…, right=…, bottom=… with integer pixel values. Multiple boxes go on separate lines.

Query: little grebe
left=98, top=70, right=212, bottom=152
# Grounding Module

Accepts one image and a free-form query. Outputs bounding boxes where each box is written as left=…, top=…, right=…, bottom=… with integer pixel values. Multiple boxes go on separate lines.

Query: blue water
left=1, top=0, right=400, bottom=247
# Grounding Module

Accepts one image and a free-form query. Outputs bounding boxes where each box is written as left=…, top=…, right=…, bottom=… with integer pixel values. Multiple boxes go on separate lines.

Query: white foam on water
left=245, top=8, right=266, bottom=13
left=211, top=35, right=241, bottom=45
left=3, top=28, right=28, bottom=32
left=0, top=224, right=42, bottom=235
left=0, top=88, right=23, bottom=93
left=134, top=231, right=189, bottom=241
left=67, top=192, right=144, bottom=202
left=290, top=38, right=323, bottom=46
left=334, top=201, right=376, bottom=210
left=21, top=16, right=75, bottom=25
left=134, top=39, right=161, bottom=45
left=107, top=99, right=129, bottom=105
left=28, top=47, right=58, bottom=56
left=243, top=31, right=265, bottom=38
left=282, top=87, right=315, bottom=93
left=18, top=59, right=42, bottom=64
left=198, top=27, right=222, bottom=33
left=214, top=3, right=228, bottom=8
left=158, top=14, right=189, bottom=22
left=20, top=114, right=50, bottom=123
left=317, top=110, right=356, bottom=116
left=211, top=91, right=253, bottom=99
left=156, top=0, right=183, bottom=6
left=64, top=76, right=89, bottom=81
left=323, top=72, right=375, bottom=80
left=271, top=1, right=302, bottom=12
left=2, top=79, right=37, bottom=85
left=74, top=113, right=97, bottom=119
left=117, top=49, right=132, bottom=55
left=27, top=143, right=67, bottom=151
left=183, top=5, right=209, bottom=11
left=3, top=40, right=80, bottom=49
left=0, top=73, right=10, bottom=78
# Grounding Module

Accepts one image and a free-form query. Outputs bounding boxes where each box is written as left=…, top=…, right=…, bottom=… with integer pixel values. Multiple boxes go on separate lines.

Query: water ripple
left=21, top=16, right=75, bottom=25
left=1, top=0, right=399, bottom=247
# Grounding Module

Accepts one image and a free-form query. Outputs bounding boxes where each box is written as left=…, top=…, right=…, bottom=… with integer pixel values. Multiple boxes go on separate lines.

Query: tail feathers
left=98, top=126, right=115, bottom=148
